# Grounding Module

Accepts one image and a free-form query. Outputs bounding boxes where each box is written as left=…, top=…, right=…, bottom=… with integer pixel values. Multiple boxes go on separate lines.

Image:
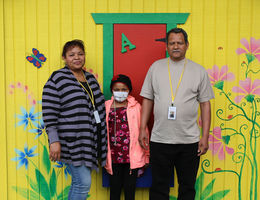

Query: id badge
left=168, top=106, right=177, bottom=120
left=93, top=110, right=101, bottom=123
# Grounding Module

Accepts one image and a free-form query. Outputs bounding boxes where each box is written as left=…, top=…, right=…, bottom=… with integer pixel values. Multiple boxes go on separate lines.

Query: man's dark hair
left=62, top=39, right=85, bottom=58
left=166, top=28, right=188, bottom=44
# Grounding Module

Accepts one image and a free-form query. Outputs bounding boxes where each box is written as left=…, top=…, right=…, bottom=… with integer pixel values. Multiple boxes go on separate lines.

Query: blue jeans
left=67, top=164, right=91, bottom=200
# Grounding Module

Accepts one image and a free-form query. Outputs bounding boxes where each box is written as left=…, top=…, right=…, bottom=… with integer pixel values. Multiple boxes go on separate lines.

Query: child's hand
left=138, top=129, right=149, bottom=150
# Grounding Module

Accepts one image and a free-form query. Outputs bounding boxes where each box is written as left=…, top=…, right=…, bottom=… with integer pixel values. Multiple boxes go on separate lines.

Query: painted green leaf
left=195, top=172, right=205, bottom=200
left=169, top=196, right=177, bottom=200
left=213, top=81, right=224, bottom=90
left=35, top=168, right=51, bottom=200
left=49, top=168, right=57, bottom=198
left=201, top=178, right=216, bottom=199
left=246, top=53, right=255, bottom=64
left=26, top=175, right=39, bottom=193
left=43, top=145, right=51, bottom=174
left=205, top=189, right=230, bottom=200
left=222, top=135, right=230, bottom=145
left=12, top=186, right=42, bottom=200
left=245, top=94, right=255, bottom=103
left=57, top=186, right=70, bottom=200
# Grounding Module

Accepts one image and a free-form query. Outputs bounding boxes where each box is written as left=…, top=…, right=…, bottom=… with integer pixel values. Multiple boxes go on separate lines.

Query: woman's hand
left=49, top=142, right=61, bottom=162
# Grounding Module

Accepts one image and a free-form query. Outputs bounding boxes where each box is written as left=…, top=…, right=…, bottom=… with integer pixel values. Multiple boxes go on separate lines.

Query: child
left=105, top=74, right=149, bottom=200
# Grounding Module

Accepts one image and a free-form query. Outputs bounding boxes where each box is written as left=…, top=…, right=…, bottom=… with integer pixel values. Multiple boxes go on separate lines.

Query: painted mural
left=170, top=37, right=260, bottom=200
left=0, top=0, right=259, bottom=200
left=9, top=67, right=97, bottom=200
left=203, top=38, right=260, bottom=200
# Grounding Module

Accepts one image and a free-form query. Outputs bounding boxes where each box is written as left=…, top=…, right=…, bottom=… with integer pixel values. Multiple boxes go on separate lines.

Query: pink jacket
left=105, top=95, right=149, bottom=175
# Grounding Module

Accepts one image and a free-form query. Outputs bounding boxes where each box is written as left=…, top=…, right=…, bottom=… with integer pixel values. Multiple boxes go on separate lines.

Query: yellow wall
left=0, top=0, right=259, bottom=199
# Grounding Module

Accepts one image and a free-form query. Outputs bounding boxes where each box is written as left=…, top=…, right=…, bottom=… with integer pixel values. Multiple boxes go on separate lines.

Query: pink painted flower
left=236, top=37, right=260, bottom=63
left=208, top=127, right=234, bottom=160
left=207, top=65, right=235, bottom=90
left=232, top=78, right=260, bottom=103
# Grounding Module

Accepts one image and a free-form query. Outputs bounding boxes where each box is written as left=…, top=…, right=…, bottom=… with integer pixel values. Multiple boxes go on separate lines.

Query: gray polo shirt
left=140, top=58, right=214, bottom=144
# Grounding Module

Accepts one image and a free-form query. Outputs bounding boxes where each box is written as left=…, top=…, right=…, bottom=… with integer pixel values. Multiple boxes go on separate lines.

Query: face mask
left=113, top=91, right=128, bottom=102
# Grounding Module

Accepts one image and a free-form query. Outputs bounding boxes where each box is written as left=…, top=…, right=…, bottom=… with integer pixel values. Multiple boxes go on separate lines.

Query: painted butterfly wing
left=34, top=60, right=42, bottom=68
left=26, top=56, right=36, bottom=63
left=37, top=53, right=47, bottom=62
left=32, top=48, right=40, bottom=56
left=27, top=55, right=38, bottom=67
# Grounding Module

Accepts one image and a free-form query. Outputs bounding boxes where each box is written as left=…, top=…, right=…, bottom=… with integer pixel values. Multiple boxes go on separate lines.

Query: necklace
left=113, top=100, right=117, bottom=145
left=112, top=100, right=128, bottom=146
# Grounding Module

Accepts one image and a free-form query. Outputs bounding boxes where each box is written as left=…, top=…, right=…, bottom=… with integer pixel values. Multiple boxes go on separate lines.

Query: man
left=138, top=28, right=214, bottom=200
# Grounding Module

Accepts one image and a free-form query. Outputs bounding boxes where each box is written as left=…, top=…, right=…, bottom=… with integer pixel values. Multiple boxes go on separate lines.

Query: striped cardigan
left=42, top=66, right=107, bottom=170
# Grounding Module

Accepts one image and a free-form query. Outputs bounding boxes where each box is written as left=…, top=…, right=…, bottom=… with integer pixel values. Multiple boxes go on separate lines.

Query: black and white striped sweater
left=42, top=66, right=107, bottom=170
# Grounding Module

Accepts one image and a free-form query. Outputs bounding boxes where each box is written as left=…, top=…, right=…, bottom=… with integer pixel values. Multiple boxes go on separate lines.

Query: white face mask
left=113, top=91, right=128, bottom=102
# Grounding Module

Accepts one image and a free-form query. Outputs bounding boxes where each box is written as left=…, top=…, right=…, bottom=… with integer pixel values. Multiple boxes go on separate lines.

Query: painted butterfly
left=26, top=48, right=47, bottom=68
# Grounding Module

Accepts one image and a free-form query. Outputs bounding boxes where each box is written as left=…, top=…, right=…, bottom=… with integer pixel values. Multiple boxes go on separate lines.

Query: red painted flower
left=227, top=115, right=233, bottom=119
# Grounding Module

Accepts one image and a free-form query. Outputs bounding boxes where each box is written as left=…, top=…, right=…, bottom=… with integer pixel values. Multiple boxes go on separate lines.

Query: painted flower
left=11, top=144, right=38, bottom=169
left=208, top=127, right=234, bottom=160
left=236, top=37, right=260, bottom=63
left=207, top=65, right=235, bottom=90
left=16, top=106, right=40, bottom=130
left=28, top=118, right=45, bottom=139
left=215, top=168, right=222, bottom=171
left=54, top=161, right=71, bottom=179
left=232, top=78, right=260, bottom=103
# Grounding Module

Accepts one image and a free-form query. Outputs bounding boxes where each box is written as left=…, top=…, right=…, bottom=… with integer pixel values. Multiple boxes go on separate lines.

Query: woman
left=42, top=40, right=107, bottom=200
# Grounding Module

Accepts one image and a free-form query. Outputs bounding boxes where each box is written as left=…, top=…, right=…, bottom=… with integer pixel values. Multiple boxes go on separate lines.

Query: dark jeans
left=110, top=163, right=138, bottom=200
left=149, top=141, right=200, bottom=200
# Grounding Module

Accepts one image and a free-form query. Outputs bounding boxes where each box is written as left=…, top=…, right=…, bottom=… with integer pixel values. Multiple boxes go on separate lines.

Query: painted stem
left=221, top=90, right=260, bottom=129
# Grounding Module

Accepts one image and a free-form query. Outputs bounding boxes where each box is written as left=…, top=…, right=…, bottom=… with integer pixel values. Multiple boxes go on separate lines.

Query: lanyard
left=168, top=58, right=187, bottom=105
left=77, top=72, right=96, bottom=110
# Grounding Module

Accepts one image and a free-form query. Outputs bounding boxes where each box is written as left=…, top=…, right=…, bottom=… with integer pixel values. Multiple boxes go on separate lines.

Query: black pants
left=149, top=141, right=200, bottom=200
left=110, top=163, right=138, bottom=200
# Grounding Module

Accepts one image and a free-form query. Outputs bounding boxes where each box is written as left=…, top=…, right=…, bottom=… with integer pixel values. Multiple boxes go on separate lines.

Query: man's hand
left=198, top=101, right=211, bottom=156
left=139, top=128, right=149, bottom=150
left=197, top=137, right=208, bottom=156
left=139, top=98, right=153, bottom=150
left=49, top=142, right=61, bottom=162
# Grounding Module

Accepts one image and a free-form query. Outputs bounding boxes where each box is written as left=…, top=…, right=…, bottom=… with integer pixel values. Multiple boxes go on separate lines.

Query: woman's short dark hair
left=62, top=39, right=85, bottom=58
left=166, top=28, right=188, bottom=44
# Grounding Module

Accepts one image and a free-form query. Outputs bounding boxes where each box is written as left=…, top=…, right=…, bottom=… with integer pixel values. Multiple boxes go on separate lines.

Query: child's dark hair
left=62, top=39, right=85, bottom=57
left=110, top=74, right=132, bottom=92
